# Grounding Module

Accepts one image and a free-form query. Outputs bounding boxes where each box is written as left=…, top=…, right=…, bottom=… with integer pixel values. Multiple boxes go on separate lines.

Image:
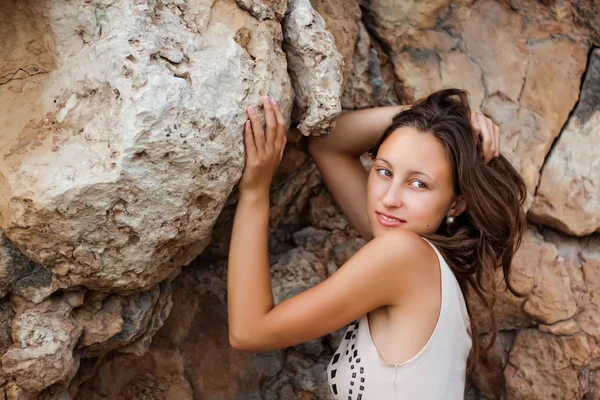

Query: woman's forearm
left=227, top=190, right=274, bottom=345
left=307, top=106, right=409, bottom=157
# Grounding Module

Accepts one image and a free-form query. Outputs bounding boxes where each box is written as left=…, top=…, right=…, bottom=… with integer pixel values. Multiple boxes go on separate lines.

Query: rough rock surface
left=235, top=0, right=287, bottom=21
left=1, top=0, right=600, bottom=399
left=0, top=0, right=294, bottom=296
left=341, top=21, right=400, bottom=109
left=309, top=0, right=361, bottom=86
left=1, top=296, right=83, bottom=392
left=364, top=0, right=590, bottom=203
left=529, top=49, right=600, bottom=236
left=283, top=0, right=344, bottom=136
left=0, top=233, right=53, bottom=303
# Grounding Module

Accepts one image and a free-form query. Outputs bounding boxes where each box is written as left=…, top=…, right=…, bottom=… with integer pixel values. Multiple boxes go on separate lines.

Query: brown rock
left=529, top=49, right=600, bottom=236
left=270, top=248, right=327, bottom=305
left=504, top=330, right=586, bottom=399
left=307, top=189, right=350, bottom=231
left=341, top=22, right=399, bottom=109
left=118, top=279, right=174, bottom=356
left=471, top=331, right=514, bottom=399
left=0, top=300, right=13, bottom=355
left=2, top=296, right=82, bottom=392
left=521, top=235, right=577, bottom=325
left=83, top=286, right=161, bottom=358
left=462, top=1, right=528, bottom=101
left=72, top=295, right=124, bottom=348
left=3, top=382, right=36, bottom=400
left=269, top=162, right=320, bottom=229
left=76, top=263, right=283, bottom=399
left=363, top=0, right=451, bottom=45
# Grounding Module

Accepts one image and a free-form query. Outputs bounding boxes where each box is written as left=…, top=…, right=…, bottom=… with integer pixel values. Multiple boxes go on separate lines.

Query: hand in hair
left=470, top=111, right=501, bottom=164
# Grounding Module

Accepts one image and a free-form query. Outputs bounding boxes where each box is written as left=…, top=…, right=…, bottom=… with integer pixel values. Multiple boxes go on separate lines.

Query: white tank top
left=326, top=239, right=472, bottom=400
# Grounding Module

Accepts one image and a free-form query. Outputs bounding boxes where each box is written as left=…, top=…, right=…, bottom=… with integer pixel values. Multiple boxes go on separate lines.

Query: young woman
left=227, top=89, right=526, bottom=399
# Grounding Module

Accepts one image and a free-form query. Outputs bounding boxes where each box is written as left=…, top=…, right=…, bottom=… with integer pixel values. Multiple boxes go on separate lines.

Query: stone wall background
left=0, top=0, right=599, bottom=399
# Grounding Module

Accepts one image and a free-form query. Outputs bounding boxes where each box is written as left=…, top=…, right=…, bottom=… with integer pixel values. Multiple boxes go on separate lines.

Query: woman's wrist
left=238, top=187, right=270, bottom=204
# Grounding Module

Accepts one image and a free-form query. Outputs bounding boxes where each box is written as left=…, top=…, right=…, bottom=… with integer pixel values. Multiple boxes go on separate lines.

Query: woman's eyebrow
left=408, top=170, right=437, bottom=184
left=374, top=158, right=438, bottom=184
left=374, top=157, right=391, bottom=165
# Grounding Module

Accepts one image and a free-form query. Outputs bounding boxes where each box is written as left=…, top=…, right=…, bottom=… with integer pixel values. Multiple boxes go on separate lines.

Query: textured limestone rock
left=341, top=22, right=400, bottom=109
left=2, top=0, right=600, bottom=399
left=471, top=331, right=514, bottom=399
left=0, top=0, right=294, bottom=296
left=75, top=260, right=284, bottom=399
left=81, top=283, right=172, bottom=358
left=235, top=0, right=287, bottom=21
left=529, top=49, right=600, bottom=236
left=504, top=329, right=590, bottom=399
left=0, top=233, right=54, bottom=303
left=365, top=0, right=590, bottom=202
left=1, top=296, right=82, bottom=392
left=72, top=294, right=124, bottom=348
left=118, top=279, right=174, bottom=356
left=283, top=0, right=344, bottom=136
left=270, top=248, right=327, bottom=305
left=309, top=0, right=361, bottom=85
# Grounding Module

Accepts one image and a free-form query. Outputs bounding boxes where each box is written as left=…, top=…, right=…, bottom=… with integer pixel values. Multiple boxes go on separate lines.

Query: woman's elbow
left=229, top=330, right=260, bottom=352
left=229, top=330, right=278, bottom=353
left=229, top=329, right=249, bottom=351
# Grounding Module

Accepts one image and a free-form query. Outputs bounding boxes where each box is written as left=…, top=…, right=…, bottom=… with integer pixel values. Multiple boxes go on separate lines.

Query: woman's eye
left=377, top=168, right=392, bottom=178
left=410, top=180, right=427, bottom=189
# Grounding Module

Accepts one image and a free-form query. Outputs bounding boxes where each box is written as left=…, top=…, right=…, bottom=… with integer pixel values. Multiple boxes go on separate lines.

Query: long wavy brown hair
left=370, top=88, right=527, bottom=374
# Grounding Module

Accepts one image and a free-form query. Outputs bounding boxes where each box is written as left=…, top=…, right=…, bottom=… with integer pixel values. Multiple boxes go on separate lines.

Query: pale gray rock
left=0, top=0, right=293, bottom=294
left=529, top=49, right=600, bottom=236
left=1, top=296, right=82, bottom=392
left=283, top=0, right=344, bottom=136
left=235, top=0, right=287, bottom=21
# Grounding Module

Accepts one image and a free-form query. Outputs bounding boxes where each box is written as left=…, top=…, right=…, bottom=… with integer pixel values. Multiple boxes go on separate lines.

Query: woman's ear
left=449, top=195, right=467, bottom=217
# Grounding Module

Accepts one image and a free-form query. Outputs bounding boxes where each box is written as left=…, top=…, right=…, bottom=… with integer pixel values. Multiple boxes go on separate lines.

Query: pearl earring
left=446, top=216, right=455, bottom=224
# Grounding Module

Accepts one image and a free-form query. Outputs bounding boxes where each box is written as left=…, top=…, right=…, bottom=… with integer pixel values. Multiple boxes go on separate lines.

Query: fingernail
left=248, top=106, right=255, bottom=114
left=272, top=99, right=278, bottom=106
left=264, top=95, right=270, bottom=104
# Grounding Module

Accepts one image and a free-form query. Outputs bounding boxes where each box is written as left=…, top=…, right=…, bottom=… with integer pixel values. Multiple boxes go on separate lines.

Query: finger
left=279, top=136, right=287, bottom=160
left=244, top=120, right=258, bottom=161
left=272, top=99, right=287, bottom=144
left=470, top=111, right=482, bottom=139
left=485, top=117, right=497, bottom=160
left=247, top=106, right=265, bottom=156
left=263, top=96, right=277, bottom=149
left=478, top=113, right=493, bottom=163
left=494, top=124, right=501, bottom=158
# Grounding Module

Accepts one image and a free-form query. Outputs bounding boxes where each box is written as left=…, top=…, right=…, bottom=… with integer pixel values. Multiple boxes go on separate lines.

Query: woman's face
left=366, top=126, right=461, bottom=238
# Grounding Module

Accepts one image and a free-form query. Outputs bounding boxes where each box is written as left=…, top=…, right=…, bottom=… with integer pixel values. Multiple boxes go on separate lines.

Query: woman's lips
left=376, top=212, right=405, bottom=227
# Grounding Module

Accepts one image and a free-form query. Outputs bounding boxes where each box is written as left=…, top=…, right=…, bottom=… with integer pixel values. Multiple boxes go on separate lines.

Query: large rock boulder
left=0, top=0, right=294, bottom=296
left=529, top=49, right=600, bottom=236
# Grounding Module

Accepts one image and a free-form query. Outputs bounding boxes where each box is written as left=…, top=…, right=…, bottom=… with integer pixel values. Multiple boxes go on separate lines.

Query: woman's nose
left=382, top=185, right=403, bottom=208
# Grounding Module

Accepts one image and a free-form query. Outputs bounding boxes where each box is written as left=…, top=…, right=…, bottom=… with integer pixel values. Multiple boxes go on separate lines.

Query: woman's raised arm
left=307, top=106, right=408, bottom=240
